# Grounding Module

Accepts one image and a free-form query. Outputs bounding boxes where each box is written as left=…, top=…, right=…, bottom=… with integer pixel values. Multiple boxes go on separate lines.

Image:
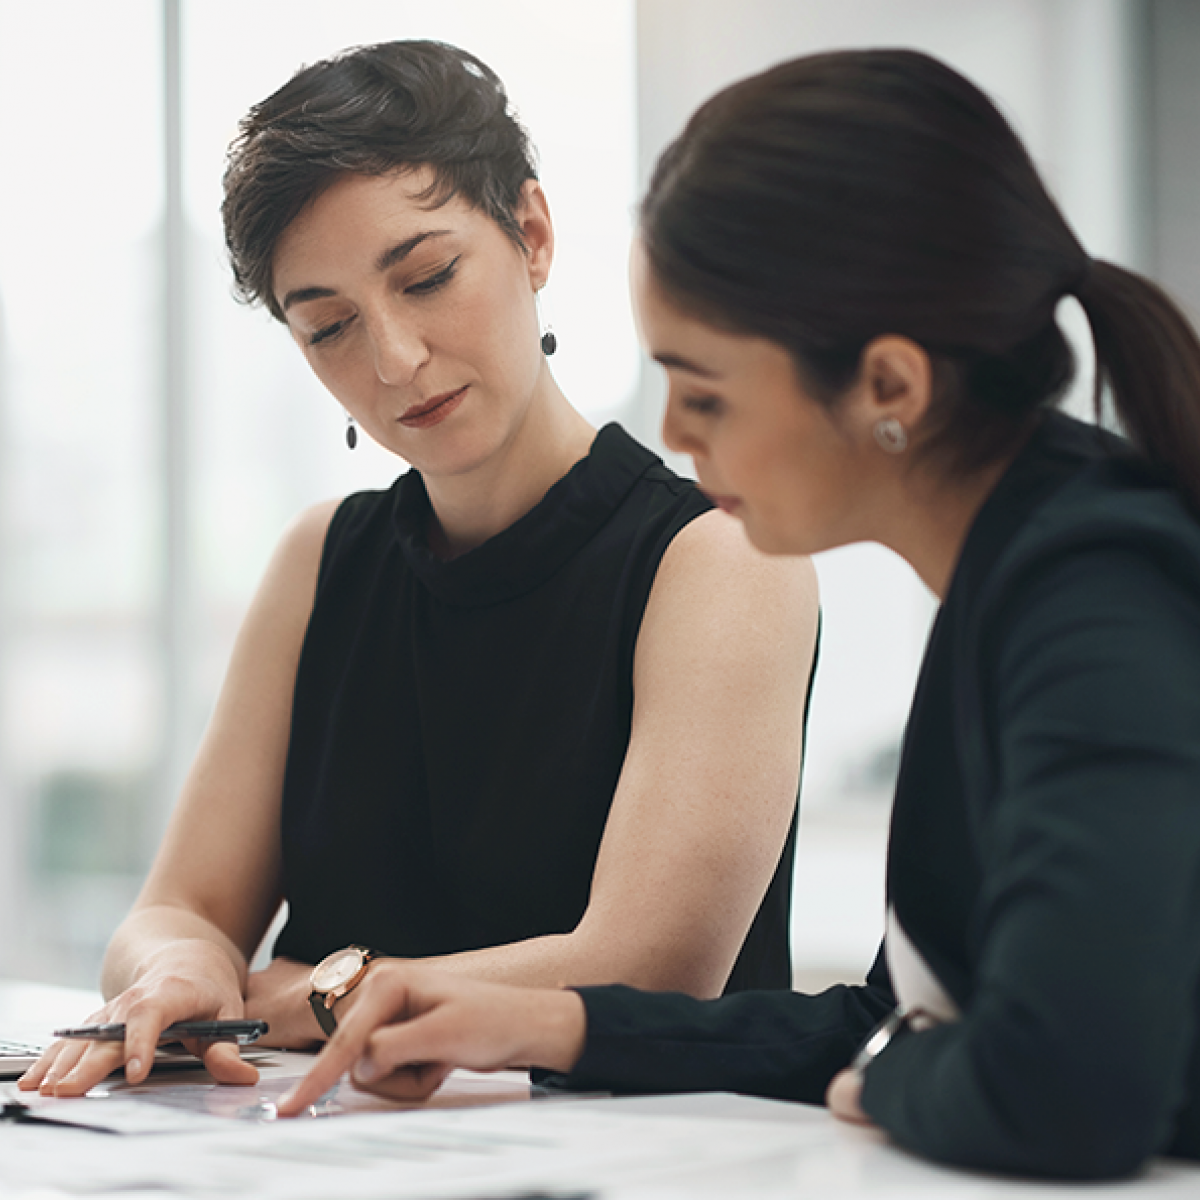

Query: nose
left=368, top=308, right=429, bottom=387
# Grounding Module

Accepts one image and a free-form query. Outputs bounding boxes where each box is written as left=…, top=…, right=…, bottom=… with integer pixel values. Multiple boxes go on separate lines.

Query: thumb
left=199, top=1040, right=260, bottom=1086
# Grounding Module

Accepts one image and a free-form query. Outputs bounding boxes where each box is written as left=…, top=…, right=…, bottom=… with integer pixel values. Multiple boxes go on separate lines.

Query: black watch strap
left=308, top=990, right=339, bottom=1037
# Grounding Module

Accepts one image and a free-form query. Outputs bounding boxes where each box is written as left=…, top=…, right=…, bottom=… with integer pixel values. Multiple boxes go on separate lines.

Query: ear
left=855, top=335, right=933, bottom=435
left=514, top=179, right=555, bottom=289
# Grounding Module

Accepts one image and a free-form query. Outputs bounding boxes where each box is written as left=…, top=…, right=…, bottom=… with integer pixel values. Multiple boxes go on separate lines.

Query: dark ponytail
left=1077, top=261, right=1200, bottom=512
left=640, top=49, right=1200, bottom=500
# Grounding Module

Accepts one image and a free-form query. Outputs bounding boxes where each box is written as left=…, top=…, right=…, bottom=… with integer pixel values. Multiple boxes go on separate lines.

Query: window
left=0, top=0, right=637, bottom=984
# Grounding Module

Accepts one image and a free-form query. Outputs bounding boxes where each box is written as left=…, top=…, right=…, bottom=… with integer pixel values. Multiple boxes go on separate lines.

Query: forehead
left=272, top=168, right=486, bottom=291
left=631, top=241, right=788, bottom=380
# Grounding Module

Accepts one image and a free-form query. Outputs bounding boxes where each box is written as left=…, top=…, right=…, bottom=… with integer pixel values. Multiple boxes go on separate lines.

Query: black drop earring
left=345, top=413, right=358, bottom=450
left=537, top=288, right=557, bottom=355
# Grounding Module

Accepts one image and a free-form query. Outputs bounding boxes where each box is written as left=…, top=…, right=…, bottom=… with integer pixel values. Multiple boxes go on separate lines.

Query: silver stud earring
left=345, top=412, right=358, bottom=450
left=873, top=417, right=907, bottom=454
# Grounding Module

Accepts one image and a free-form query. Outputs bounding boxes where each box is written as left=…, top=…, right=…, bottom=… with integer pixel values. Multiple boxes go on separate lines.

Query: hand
left=277, top=961, right=586, bottom=1116
left=826, top=1068, right=875, bottom=1126
left=17, top=939, right=258, bottom=1096
left=244, top=956, right=325, bottom=1049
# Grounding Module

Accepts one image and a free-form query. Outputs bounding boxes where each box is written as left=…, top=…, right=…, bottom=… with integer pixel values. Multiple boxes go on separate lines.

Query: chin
left=740, top=518, right=789, bottom=557
left=744, top=514, right=821, bottom=558
left=398, top=422, right=505, bottom=479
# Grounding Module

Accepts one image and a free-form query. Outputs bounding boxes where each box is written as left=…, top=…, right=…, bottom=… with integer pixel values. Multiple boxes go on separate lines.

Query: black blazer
left=555, top=413, right=1200, bottom=1181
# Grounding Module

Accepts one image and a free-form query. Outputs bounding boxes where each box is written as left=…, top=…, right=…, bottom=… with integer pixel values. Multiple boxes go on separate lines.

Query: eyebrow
left=280, top=230, right=453, bottom=312
left=652, top=351, right=721, bottom=379
left=375, top=230, right=451, bottom=273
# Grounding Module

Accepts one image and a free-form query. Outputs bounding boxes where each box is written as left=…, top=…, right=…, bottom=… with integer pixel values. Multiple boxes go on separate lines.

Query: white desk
left=3, top=978, right=1200, bottom=1198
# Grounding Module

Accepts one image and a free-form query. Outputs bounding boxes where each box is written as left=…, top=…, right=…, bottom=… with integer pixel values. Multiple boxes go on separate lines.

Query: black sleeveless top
left=274, top=423, right=798, bottom=992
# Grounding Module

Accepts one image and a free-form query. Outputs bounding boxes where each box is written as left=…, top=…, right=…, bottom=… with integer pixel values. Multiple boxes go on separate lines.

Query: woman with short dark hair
left=278, top=49, right=1200, bottom=1181
left=20, top=40, right=816, bottom=1098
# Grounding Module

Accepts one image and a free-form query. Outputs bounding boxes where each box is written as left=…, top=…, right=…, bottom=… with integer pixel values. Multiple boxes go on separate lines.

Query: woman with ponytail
left=277, top=50, right=1200, bottom=1181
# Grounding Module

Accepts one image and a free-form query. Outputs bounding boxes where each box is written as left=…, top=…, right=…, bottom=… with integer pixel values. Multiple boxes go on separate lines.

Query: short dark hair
left=222, top=39, right=538, bottom=322
left=641, top=49, right=1200, bottom=502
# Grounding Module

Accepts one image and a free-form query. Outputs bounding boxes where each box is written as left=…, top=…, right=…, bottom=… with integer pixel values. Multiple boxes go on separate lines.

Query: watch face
left=312, top=946, right=365, bottom=991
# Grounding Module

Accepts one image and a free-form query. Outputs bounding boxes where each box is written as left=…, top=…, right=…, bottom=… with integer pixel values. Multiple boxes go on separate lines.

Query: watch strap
left=308, top=990, right=338, bottom=1037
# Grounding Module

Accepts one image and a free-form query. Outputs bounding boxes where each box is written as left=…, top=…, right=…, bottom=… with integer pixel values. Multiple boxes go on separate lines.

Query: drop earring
left=345, top=412, right=358, bottom=450
left=873, top=417, right=907, bottom=454
left=536, top=289, right=557, bottom=356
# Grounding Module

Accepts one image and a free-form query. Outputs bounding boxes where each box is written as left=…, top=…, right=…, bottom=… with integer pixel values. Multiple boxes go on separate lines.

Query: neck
left=876, top=455, right=1014, bottom=601
left=423, top=372, right=596, bottom=559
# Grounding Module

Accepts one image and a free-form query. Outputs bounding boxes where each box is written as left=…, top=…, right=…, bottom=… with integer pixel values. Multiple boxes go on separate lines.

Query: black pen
left=52, top=1019, right=268, bottom=1045
left=0, top=1100, right=120, bottom=1135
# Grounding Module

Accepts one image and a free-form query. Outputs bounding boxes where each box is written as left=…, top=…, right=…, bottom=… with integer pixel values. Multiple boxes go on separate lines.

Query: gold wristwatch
left=308, top=945, right=378, bottom=1036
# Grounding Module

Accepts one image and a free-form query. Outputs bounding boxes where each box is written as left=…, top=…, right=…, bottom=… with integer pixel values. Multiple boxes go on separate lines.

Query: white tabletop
left=3, top=978, right=1199, bottom=1198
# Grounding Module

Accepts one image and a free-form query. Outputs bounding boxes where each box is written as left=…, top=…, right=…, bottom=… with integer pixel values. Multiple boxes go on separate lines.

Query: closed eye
left=310, top=315, right=356, bottom=346
left=683, top=394, right=725, bottom=417
left=407, top=256, right=461, bottom=295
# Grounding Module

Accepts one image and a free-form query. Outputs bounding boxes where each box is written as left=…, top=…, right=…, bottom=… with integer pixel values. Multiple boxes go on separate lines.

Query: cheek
left=456, top=277, right=539, bottom=374
left=719, top=428, right=786, bottom=495
left=737, top=433, right=814, bottom=541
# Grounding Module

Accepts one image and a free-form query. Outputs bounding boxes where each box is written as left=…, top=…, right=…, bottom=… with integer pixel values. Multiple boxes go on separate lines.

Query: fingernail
left=127, top=1058, right=141, bottom=1076
left=354, top=1056, right=380, bottom=1082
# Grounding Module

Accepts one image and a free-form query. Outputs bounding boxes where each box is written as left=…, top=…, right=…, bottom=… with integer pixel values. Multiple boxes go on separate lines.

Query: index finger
left=276, top=974, right=408, bottom=1116
left=115, top=1005, right=181, bottom=1086
left=276, top=1024, right=367, bottom=1116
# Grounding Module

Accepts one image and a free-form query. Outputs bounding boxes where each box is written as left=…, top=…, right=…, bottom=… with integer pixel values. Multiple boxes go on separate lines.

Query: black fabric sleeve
left=861, top=547, right=1200, bottom=1179
left=550, top=947, right=894, bottom=1104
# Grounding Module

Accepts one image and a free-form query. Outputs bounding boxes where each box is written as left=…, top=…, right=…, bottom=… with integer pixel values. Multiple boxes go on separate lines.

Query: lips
left=399, top=386, right=467, bottom=429
left=701, top=488, right=742, bottom=515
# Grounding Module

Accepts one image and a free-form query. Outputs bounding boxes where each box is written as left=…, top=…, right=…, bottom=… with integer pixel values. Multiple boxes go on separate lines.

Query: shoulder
left=656, top=507, right=818, bottom=607
left=272, top=497, right=343, bottom=572
left=597, top=425, right=710, bottom=515
left=249, top=498, right=343, bottom=622
left=1016, top=453, right=1200, bottom=565
left=972, top=471, right=1200, bottom=740
left=219, top=498, right=347, bottom=691
left=983, top=456, right=1200, bottom=625
left=637, top=509, right=819, bottom=676
left=288, top=481, right=409, bottom=591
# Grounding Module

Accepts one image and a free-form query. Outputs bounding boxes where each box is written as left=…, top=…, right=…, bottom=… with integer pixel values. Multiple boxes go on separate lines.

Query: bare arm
left=20, top=499, right=338, bottom=1094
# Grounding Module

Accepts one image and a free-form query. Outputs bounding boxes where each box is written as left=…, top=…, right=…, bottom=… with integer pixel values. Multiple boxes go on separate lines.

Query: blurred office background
left=0, top=0, right=1196, bottom=989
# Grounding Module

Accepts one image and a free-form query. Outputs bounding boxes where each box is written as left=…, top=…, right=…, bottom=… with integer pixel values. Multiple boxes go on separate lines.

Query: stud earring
left=873, top=417, right=907, bottom=454
left=345, top=413, right=358, bottom=450
left=536, top=288, right=557, bottom=356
